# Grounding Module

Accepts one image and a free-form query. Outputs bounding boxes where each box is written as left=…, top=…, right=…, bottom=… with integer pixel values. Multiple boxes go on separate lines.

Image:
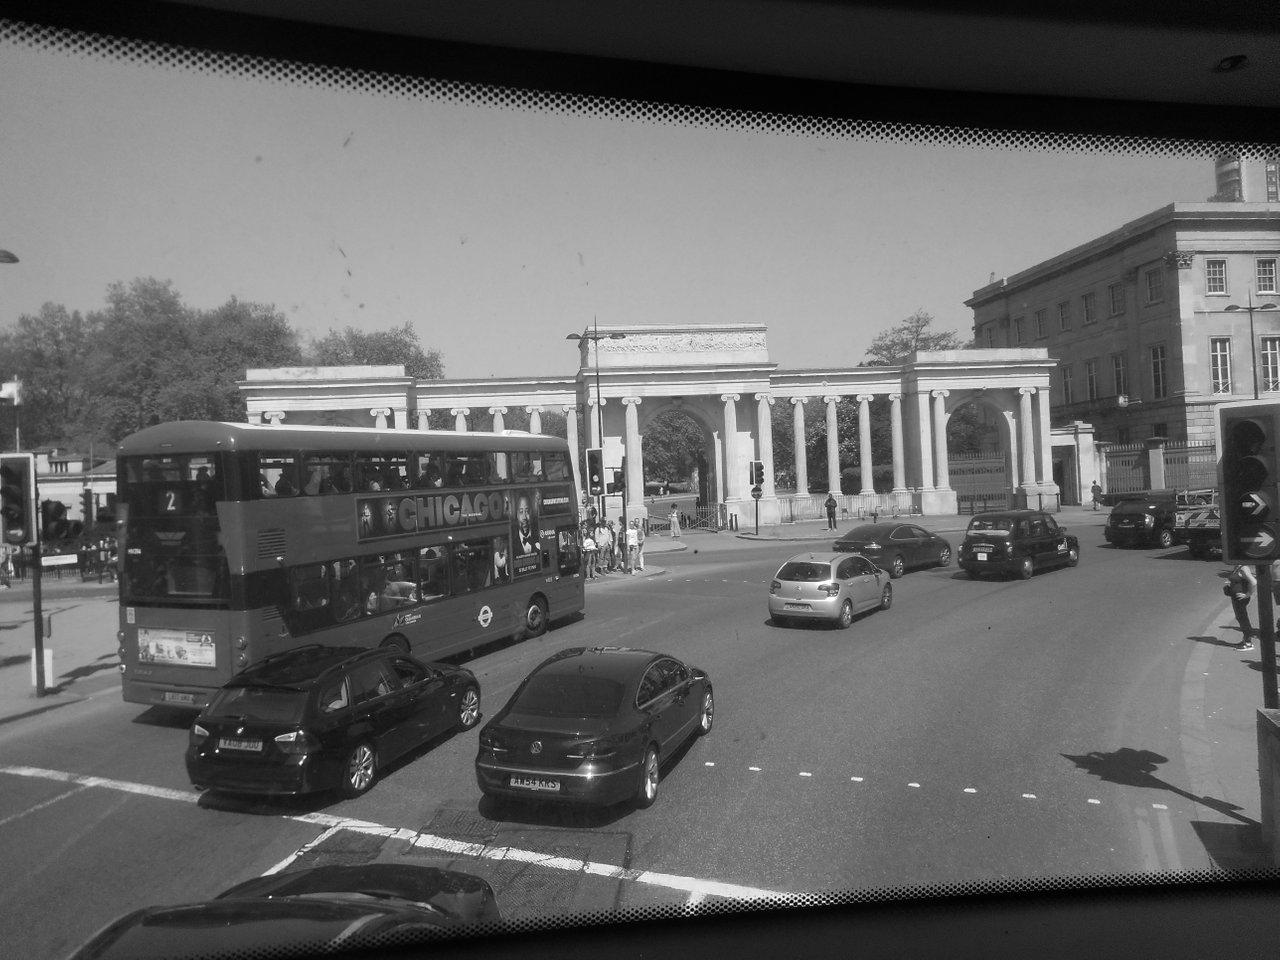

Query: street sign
left=751, top=485, right=763, bottom=500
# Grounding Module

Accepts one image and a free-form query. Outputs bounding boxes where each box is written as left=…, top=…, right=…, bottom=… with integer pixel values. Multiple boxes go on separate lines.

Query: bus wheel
left=523, top=596, right=548, bottom=638
left=380, top=634, right=410, bottom=653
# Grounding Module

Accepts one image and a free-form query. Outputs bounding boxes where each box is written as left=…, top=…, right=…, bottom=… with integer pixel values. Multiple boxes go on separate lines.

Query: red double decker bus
left=115, top=421, right=583, bottom=708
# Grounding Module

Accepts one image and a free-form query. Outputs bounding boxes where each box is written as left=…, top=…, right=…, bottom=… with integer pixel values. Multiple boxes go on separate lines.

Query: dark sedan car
left=1103, top=496, right=1179, bottom=548
left=958, top=509, right=1080, bottom=579
left=67, top=864, right=501, bottom=959
left=186, top=645, right=480, bottom=798
left=475, top=646, right=713, bottom=809
left=832, top=522, right=952, bottom=577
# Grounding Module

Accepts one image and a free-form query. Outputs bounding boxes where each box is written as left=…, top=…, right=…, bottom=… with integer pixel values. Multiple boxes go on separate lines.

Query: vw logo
left=530, top=741, right=543, bottom=754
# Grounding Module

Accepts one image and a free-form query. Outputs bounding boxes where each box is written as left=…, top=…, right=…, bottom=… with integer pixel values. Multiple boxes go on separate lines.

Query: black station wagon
left=186, top=645, right=480, bottom=798
left=957, top=509, right=1080, bottom=580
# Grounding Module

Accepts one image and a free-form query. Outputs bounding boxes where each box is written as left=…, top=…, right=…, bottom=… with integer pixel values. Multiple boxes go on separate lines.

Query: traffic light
left=585, top=448, right=604, bottom=496
left=41, top=499, right=69, bottom=542
left=749, top=459, right=765, bottom=487
left=1219, top=401, right=1280, bottom=563
left=0, top=453, right=36, bottom=545
left=606, top=469, right=623, bottom=494
left=82, top=489, right=96, bottom=528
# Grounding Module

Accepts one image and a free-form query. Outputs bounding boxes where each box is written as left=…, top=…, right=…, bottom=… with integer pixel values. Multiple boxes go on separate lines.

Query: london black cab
left=958, top=509, right=1080, bottom=580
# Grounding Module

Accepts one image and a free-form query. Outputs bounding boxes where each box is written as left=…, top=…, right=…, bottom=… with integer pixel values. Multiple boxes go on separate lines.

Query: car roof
left=838, top=523, right=905, bottom=536
left=532, top=646, right=666, bottom=682
left=228, top=645, right=372, bottom=689
left=967, top=510, right=1047, bottom=520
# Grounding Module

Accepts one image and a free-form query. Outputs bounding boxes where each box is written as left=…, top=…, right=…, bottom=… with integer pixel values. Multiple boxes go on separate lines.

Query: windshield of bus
left=119, top=453, right=231, bottom=603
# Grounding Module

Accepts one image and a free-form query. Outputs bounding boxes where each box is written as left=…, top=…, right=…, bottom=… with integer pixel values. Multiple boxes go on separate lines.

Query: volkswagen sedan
left=832, top=522, right=952, bottom=577
left=768, top=552, right=893, bottom=628
left=475, top=646, right=713, bottom=809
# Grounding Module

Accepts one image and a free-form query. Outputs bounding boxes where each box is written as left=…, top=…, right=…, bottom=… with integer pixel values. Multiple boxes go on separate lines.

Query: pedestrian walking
left=582, top=528, right=597, bottom=579
left=1091, top=480, right=1103, bottom=511
left=825, top=492, right=838, bottom=530
left=668, top=503, right=681, bottom=539
left=635, top=518, right=646, bottom=570
left=626, top=519, right=640, bottom=574
left=597, top=520, right=614, bottom=572
left=1225, top=563, right=1257, bottom=650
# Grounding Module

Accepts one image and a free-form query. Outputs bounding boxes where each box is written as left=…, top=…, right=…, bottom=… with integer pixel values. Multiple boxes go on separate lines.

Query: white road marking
left=0, top=784, right=92, bottom=828
left=0, top=766, right=790, bottom=903
left=963, top=788, right=977, bottom=794
left=908, top=782, right=921, bottom=788
left=799, top=772, right=812, bottom=778
left=1088, top=798, right=1101, bottom=805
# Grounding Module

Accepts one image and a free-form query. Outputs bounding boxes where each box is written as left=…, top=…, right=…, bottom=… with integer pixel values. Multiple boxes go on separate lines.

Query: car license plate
left=510, top=776, right=560, bottom=792
left=784, top=602, right=808, bottom=610
left=218, top=737, right=263, bottom=752
left=976, top=552, right=988, bottom=560
left=163, top=691, right=195, bottom=705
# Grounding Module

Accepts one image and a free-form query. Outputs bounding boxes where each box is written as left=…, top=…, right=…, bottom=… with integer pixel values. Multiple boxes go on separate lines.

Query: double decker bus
left=115, top=421, right=584, bottom=708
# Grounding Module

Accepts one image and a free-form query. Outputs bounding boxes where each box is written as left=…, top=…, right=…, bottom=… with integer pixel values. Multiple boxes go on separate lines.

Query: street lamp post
left=566, top=319, right=626, bottom=526
left=1225, top=291, right=1279, bottom=400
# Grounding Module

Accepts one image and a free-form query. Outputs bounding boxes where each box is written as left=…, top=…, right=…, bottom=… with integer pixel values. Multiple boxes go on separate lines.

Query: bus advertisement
left=115, top=421, right=584, bottom=708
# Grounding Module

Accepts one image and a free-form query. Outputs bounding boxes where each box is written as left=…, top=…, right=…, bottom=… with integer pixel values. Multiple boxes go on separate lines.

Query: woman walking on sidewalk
left=668, top=503, right=681, bottom=539
left=1226, top=563, right=1257, bottom=650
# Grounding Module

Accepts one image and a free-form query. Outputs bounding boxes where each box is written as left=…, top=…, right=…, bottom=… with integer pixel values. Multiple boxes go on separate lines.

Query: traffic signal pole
left=32, top=537, right=45, bottom=696
left=1259, top=564, right=1279, bottom=710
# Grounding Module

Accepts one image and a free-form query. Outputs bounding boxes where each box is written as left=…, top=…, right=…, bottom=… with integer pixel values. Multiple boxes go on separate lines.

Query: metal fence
left=1104, top=440, right=1217, bottom=495
left=949, top=452, right=1011, bottom=513
left=776, top=492, right=916, bottom=523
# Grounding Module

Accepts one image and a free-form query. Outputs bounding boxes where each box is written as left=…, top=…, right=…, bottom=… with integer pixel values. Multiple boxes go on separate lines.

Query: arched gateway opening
left=239, top=327, right=1070, bottom=524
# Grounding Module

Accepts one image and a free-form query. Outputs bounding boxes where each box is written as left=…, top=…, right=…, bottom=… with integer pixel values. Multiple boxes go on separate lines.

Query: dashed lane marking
left=0, top=765, right=792, bottom=904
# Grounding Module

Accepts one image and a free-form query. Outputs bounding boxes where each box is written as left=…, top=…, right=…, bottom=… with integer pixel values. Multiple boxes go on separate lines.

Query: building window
left=1108, top=283, right=1125, bottom=316
left=1113, top=353, right=1129, bottom=398
left=984, top=325, right=994, bottom=347
left=1086, top=360, right=1099, bottom=400
left=1150, top=344, right=1168, bottom=399
left=1082, top=291, right=1097, bottom=324
left=1062, top=365, right=1074, bottom=405
left=1035, top=308, right=1047, bottom=339
left=1205, top=259, right=1228, bottom=295
left=1258, top=259, right=1278, bottom=295
left=1152, top=423, right=1168, bottom=439
left=1057, top=301, right=1071, bottom=331
left=1262, top=336, right=1280, bottom=393
left=1145, top=267, right=1164, bottom=304
left=1014, top=316, right=1025, bottom=344
left=1210, top=337, right=1232, bottom=394
left=1115, top=426, right=1131, bottom=444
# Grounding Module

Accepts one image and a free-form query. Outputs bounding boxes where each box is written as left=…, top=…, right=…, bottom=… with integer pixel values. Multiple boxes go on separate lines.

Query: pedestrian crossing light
left=606, top=469, right=623, bottom=495
left=585, top=447, right=604, bottom=497
left=1218, top=400, right=1280, bottom=563
left=0, top=453, right=36, bottom=545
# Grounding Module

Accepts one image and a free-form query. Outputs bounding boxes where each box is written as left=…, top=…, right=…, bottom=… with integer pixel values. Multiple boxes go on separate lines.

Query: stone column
left=526, top=406, right=543, bottom=435
left=389, top=407, right=407, bottom=430
left=369, top=408, right=391, bottom=430
left=932, top=390, right=951, bottom=490
left=917, top=393, right=934, bottom=491
left=1019, top=388, right=1036, bottom=488
left=889, top=394, right=907, bottom=493
left=489, top=406, right=507, bottom=433
left=588, top=399, right=605, bottom=448
left=415, top=409, right=432, bottom=431
left=263, top=411, right=285, bottom=426
left=721, top=394, right=740, bottom=500
left=623, top=397, right=643, bottom=503
left=824, top=395, right=841, bottom=494
left=563, top=404, right=582, bottom=507
left=755, top=393, right=776, bottom=498
left=1037, top=389, right=1054, bottom=488
left=791, top=398, right=809, bottom=495
left=856, top=394, right=874, bottom=495
left=452, top=407, right=470, bottom=432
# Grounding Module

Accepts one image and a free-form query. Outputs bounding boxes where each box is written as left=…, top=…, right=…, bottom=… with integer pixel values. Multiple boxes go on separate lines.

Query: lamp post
left=566, top=319, right=625, bottom=522
left=1225, top=292, right=1279, bottom=400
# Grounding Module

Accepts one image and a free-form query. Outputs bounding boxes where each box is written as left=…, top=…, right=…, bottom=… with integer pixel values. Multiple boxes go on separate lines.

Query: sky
left=0, top=34, right=1220, bottom=381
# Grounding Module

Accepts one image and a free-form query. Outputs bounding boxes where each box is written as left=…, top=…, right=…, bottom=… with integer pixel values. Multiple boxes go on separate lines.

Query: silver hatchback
left=767, top=552, right=893, bottom=628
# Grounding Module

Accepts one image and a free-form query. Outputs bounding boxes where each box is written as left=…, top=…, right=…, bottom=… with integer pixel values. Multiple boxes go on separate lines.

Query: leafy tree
left=306, top=323, right=443, bottom=380
left=0, top=302, right=99, bottom=451
left=642, top=410, right=704, bottom=483
left=864, top=309, right=966, bottom=366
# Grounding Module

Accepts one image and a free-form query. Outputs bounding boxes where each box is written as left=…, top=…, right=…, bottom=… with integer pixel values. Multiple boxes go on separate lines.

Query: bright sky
left=0, top=36, right=1217, bottom=380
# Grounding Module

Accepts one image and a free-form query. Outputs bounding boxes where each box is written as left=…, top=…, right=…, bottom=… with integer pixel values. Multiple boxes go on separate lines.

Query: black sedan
left=475, top=646, right=713, bottom=809
left=186, top=645, right=480, bottom=798
left=67, top=864, right=501, bottom=959
left=833, top=522, right=952, bottom=578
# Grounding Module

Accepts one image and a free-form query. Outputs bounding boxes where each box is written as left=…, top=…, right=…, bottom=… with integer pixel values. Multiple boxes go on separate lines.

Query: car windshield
left=1114, top=501, right=1158, bottom=514
left=776, top=562, right=832, bottom=582
left=966, top=518, right=1013, bottom=535
left=204, top=686, right=309, bottom=723
left=510, top=674, right=626, bottom=719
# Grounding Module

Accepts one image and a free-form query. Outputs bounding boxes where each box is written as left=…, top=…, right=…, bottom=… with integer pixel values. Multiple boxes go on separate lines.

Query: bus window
left=288, top=564, right=333, bottom=634
left=358, top=555, right=388, bottom=615
left=556, top=525, right=580, bottom=575
left=413, top=453, right=445, bottom=488
left=259, top=453, right=301, bottom=498
left=416, top=546, right=449, bottom=602
left=374, top=551, right=418, bottom=611
left=301, top=455, right=348, bottom=495
left=543, top=450, right=572, bottom=482
left=331, top=559, right=363, bottom=623
left=444, top=454, right=493, bottom=487
left=510, top=451, right=544, bottom=481
left=450, top=539, right=492, bottom=593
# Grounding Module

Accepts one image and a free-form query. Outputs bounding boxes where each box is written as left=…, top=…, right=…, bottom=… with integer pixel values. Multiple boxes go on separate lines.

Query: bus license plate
left=219, top=737, right=263, bottom=752
left=510, top=776, right=560, bottom=792
left=163, top=692, right=195, bottom=705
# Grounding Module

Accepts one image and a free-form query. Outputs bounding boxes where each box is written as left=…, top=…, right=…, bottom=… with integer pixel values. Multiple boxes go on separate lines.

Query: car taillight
left=274, top=730, right=320, bottom=755
left=479, top=730, right=508, bottom=754
left=864, top=540, right=881, bottom=550
left=820, top=583, right=841, bottom=597
left=770, top=579, right=781, bottom=593
left=190, top=723, right=209, bottom=746
left=567, top=740, right=619, bottom=761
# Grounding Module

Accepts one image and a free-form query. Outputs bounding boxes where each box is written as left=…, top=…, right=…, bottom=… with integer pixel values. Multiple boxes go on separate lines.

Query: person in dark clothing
left=824, top=492, right=838, bottom=530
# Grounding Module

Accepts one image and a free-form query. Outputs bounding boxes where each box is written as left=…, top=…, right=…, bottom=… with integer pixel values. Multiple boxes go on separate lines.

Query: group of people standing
left=580, top=515, right=647, bottom=578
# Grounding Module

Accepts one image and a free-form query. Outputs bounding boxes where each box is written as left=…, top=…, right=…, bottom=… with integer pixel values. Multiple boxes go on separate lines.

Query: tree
left=864, top=309, right=966, bottom=366
left=306, top=323, right=444, bottom=380
left=642, top=410, right=704, bottom=484
left=0, top=302, right=99, bottom=450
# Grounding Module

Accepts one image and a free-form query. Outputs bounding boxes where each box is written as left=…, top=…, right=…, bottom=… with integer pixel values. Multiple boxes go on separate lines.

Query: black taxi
left=958, top=509, right=1080, bottom=580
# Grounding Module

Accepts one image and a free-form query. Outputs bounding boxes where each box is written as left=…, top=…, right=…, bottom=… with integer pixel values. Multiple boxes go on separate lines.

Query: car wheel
left=457, top=685, right=481, bottom=730
left=1156, top=528, right=1173, bottom=549
left=635, top=745, right=660, bottom=808
left=889, top=555, right=905, bottom=579
left=1016, top=556, right=1034, bottom=580
left=380, top=634, right=410, bottom=653
left=523, top=596, right=548, bottom=638
left=1066, top=546, right=1080, bottom=567
left=834, top=599, right=854, bottom=629
left=338, top=740, right=377, bottom=798
left=698, top=687, right=714, bottom=735
left=936, top=546, right=952, bottom=567
left=879, top=583, right=893, bottom=610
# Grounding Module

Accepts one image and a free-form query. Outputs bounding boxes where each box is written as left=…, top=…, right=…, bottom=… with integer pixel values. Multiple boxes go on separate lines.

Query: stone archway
left=639, top=400, right=719, bottom=518
left=946, top=395, right=1014, bottom=512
